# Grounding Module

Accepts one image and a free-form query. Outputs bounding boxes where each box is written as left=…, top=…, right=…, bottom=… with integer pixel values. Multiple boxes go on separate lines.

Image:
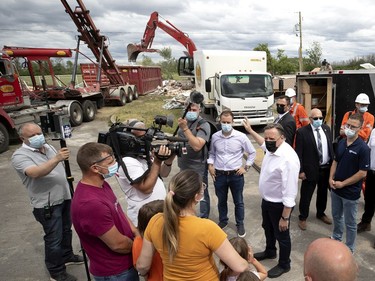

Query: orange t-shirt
left=145, top=214, right=227, bottom=281
left=132, top=236, right=163, bottom=281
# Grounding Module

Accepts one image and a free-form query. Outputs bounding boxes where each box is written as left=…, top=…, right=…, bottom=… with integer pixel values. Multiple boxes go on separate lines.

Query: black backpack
left=196, top=119, right=219, bottom=153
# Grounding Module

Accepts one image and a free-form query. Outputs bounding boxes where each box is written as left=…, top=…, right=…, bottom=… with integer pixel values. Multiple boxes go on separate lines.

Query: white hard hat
left=355, top=93, right=370, bottom=104
left=285, top=88, right=296, bottom=98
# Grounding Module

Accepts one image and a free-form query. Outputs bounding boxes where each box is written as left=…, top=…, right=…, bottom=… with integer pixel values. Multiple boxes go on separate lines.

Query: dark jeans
left=93, top=267, right=139, bottom=281
left=214, top=173, right=244, bottom=226
left=299, top=166, right=330, bottom=220
left=200, top=166, right=210, bottom=218
left=33, top=200, right=74, bottom=276
left=361, top=170, right=375, bottom=223
left=261, top=199, right=292, bottom=269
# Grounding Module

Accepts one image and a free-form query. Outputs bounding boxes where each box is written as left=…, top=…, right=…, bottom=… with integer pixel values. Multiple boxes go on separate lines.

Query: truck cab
left=207, top=73, right=274, bottom=126
left=194, top=50, right=274, bottom=126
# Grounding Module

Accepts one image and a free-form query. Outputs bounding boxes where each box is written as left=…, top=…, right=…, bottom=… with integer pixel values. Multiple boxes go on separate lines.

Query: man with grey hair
left=11, top=122, right=83, bottom=281
left=304, top=238, right=358, bottom=281
left=177, top=98, right=212, bottom=218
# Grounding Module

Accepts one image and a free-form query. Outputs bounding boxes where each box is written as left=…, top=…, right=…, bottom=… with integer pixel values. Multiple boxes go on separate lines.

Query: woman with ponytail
left=136, top=170, right=248, bottom=280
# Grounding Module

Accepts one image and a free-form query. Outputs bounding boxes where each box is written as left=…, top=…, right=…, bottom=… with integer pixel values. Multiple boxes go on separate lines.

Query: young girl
left=132, top=200, right=164, bottom=281
left=220, top=237, right=267, bottom=281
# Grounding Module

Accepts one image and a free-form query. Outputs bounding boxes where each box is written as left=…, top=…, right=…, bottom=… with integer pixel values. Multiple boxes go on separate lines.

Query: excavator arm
left=127, top=11, right=197, bottom=62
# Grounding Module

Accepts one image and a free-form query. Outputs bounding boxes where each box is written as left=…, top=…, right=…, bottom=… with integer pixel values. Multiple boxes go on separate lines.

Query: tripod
left=60, top=139, right=91, bottom=281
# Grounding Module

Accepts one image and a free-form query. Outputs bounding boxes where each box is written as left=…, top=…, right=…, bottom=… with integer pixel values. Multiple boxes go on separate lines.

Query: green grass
left=110, top=95, right=184, bottom=134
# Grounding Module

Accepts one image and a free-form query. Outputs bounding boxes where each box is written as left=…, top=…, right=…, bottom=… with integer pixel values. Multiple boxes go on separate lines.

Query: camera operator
left=116, top=120, right=176, bottom=226
left=177, top=99, right=211, bottom=218
left=11, top=122, right=83, bottom=281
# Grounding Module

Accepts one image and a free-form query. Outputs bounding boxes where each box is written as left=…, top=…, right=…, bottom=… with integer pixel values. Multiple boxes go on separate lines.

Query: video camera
left=98, top=115, right=188, bottom=160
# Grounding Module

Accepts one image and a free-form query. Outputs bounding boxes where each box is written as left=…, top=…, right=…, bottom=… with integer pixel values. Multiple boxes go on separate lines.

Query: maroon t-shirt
left=71, top=181, right=134, bottom=276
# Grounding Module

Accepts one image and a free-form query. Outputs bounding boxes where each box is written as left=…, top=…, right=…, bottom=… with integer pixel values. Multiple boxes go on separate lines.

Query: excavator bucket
left=127, top=44, right=160, bottom=62
left=127, top=43, right=141, bottom=62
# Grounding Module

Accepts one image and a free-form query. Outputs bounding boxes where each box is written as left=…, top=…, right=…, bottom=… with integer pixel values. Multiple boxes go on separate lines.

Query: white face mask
left=221, top=123, right=232, bottom=133
left=28, top=134, right=45, bottom=148
left=344, top=128, right=356, bottom=139
left=359, top=106, right=368, bottom=113
left=98, top=162, right=118, bottom=179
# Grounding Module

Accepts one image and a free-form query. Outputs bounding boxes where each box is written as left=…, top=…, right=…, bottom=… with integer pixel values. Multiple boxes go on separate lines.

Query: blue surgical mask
left=99, top=162, right=118, bottom=179
left=344, top=128, right=356, bottom=139
left=221, top=123, right=232, bottom=133
left=312, top=119, right=322, bottom=128
left=186, top=111, right=198, bottom=121
left=359, top=106, right=368, bottom=113
left=28, top=134, right=45, bottom=149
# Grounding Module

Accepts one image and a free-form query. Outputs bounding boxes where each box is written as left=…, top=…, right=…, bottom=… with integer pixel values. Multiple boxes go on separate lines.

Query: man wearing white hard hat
left=339, top=93, right=374, bottom=142
left=285, top=88, right=310, bottom=129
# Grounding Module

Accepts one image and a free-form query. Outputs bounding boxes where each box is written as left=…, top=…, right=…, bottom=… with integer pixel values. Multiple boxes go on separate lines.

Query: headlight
left=266, top=105, right=273, bottom=117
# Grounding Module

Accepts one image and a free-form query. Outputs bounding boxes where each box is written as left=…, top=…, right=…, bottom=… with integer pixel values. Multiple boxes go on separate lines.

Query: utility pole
left=298, top=11, right=303, bottom=72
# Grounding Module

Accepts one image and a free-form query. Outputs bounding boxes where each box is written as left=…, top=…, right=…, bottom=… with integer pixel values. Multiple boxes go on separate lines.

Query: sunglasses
left=312, top=117, right=323, bottom=120
left=91, top=154, right=114, bottom=166
left=276, top=104, right=286, bottom=108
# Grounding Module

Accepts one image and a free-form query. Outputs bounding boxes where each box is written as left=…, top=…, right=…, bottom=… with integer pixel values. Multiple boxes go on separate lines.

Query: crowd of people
left=11, top=89, right=375, bottom=281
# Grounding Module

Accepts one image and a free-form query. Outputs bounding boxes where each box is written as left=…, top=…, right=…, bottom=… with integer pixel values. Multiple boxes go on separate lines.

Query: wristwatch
left=281, top=216, right=290, bottom=221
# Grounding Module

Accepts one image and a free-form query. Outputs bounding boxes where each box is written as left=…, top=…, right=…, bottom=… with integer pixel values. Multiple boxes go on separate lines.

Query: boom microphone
left=190, top=90, right=204, bottom=104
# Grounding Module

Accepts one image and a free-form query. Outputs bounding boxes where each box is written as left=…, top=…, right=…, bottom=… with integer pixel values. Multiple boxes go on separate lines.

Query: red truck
left=0, top=47, right=89, bottom=153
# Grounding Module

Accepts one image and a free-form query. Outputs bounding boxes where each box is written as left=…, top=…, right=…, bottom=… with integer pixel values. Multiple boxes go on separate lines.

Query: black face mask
left=265, top=140, right=278, bottom=153
left=276, top=105, right=286, bottom=114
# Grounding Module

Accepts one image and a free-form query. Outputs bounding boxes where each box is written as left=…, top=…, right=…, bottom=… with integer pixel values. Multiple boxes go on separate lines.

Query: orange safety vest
left=289, top=102, right=310, bottom=129
left=340, top=110, right=374, bottom=142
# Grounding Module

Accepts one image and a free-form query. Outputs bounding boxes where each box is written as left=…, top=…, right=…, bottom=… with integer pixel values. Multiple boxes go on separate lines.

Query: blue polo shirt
left=333, top=137, right=370, bottom=200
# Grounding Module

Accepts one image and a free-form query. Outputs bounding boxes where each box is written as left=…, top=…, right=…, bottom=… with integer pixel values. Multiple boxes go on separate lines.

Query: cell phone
left=44, top=205, right=52, bottom=220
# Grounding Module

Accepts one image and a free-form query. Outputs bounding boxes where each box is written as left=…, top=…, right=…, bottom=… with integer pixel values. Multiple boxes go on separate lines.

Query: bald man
left=304, top=238, right=358, bottom=281
left=295, top=108, right=334, bottom=230
left=11, top=122, right=82, bottom=281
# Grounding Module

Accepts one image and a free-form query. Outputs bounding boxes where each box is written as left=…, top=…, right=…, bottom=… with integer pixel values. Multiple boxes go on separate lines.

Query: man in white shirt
left=243, top=120, right=300, bottom=279
left=116, top=121, right=175, bottom=226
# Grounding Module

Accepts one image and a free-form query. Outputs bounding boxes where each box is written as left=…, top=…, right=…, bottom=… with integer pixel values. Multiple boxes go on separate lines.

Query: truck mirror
left=205, top=79, right=211, bottom=92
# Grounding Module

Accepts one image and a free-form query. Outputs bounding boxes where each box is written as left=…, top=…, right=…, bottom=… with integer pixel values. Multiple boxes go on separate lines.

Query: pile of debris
left=149, top=80, right=195, bottom=109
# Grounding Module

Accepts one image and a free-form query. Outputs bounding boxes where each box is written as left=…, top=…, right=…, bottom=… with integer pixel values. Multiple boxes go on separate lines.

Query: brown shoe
left=298, top=220, right=307, bottom=230
left=317, top=215, right=332, bottom=225
left=357, top=222, right=371, bottom=233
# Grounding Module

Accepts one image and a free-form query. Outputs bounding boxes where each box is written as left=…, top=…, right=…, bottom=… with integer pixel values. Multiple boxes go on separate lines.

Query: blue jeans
left=200, top=166, right=210, bottom=218
left=93, top=267, right=139, bottom=281
left=33, top=200, right=73, bottom=275
left=331, top=191, right=359, bottom=252
left=214, top=173, right=245, bottom=226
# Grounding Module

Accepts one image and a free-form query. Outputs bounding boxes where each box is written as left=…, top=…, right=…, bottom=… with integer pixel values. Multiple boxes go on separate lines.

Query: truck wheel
left=119, top=89, right=126, bottom=106
left=126, top=88, right=134, bottom=103
left=0, top=123, right=9, bottom=153
left=69, top=102, right=83, bottom=126
left=82, top=100, right=96, bottom=122
left=133, top=87, right=139, bottom=100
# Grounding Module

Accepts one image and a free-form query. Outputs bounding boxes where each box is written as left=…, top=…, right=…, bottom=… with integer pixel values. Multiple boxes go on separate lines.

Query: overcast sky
left=1, top=0, right=374, bottom=66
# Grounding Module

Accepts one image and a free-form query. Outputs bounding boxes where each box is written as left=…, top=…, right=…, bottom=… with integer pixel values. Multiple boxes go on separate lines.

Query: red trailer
left=81, top=63, right=162, bottom=96
left=118, top=66, right=162, bottom=95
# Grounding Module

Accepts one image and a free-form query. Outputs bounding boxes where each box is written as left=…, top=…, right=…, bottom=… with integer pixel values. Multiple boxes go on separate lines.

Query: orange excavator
left=127, top=11, right=197, bottom=76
